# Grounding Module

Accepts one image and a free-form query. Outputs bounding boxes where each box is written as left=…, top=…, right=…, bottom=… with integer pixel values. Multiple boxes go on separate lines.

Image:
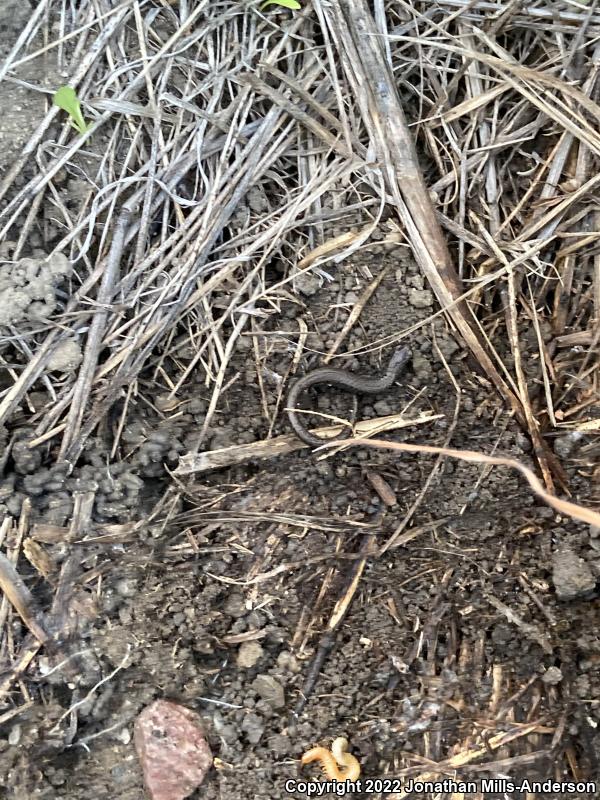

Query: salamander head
left=387, top=345, right=412, bottom=376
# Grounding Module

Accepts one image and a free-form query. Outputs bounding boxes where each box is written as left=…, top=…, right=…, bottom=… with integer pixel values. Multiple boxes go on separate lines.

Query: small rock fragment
left=553, top=432, right=582, bottom=459
left=116, top=727, right=131, bottom=745
left=552, top=547, right=596, bottom=601
left=276, top=651, right=300, bottom=673
left=436, top=335, right=460, bottom=360
left=8, top=725, right=21, bottom=745
left=411, top=353, right=431, bottom=377
left=407, top=288, right=434, bottom=308
left=134, top=699, right=212, bottom=800
left=47, top=339, right=82, bottom=373
left=224, top=593, right=247, bottom=618
left=268, top=733, right=291, bottom=754
left=0, top=253, right=72, bottom=327
left=252, top=675, right=285, bottom=709
left=241, top=711, right=265, bottom=744
left=294, top=271, right=321, bottom=297
left=542, top=666, right=563, bottom=685
left=237, top=640, right=263, bottom=669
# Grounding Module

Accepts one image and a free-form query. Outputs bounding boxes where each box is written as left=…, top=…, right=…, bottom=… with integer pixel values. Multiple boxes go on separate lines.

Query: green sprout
left=260, top=0, right=301, bottom=9
left=53, top=86, right=92, bottom=135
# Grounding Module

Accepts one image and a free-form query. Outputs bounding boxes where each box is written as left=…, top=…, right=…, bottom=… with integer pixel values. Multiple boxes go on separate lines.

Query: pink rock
left=134, top=700, right=212, bottom=800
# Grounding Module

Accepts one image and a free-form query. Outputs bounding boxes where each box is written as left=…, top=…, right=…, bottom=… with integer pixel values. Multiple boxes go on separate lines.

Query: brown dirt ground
left=1, top=4, right=599, bottom=800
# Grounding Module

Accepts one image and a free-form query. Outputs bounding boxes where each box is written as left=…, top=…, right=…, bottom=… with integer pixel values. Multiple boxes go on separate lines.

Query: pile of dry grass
left=0, top=0, right=597, bottom=478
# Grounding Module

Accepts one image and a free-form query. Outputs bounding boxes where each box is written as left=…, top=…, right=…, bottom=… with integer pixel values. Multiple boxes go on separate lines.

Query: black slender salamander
left=286, top=346, right=412, bottom=447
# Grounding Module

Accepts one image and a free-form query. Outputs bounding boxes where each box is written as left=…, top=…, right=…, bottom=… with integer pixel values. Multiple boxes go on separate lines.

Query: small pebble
left=252, top=675, right=285, bottom=709
left=542, top=666, right=563, bottom=685
left=237, top=641, right=264, bottom=669
left=407, top=288, right=434, bottom=308
left=552, top=547, right=596, bottom=601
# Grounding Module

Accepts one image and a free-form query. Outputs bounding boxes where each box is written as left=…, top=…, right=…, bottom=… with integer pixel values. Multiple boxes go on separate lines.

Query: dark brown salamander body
left=286, top=346, right=411, bottom=447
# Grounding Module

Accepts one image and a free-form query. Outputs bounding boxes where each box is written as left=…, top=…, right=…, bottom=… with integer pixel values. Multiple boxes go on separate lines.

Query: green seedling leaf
left=53, top=85, right=92, bottom=135
left=260, top=0, right=301, bottom=9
